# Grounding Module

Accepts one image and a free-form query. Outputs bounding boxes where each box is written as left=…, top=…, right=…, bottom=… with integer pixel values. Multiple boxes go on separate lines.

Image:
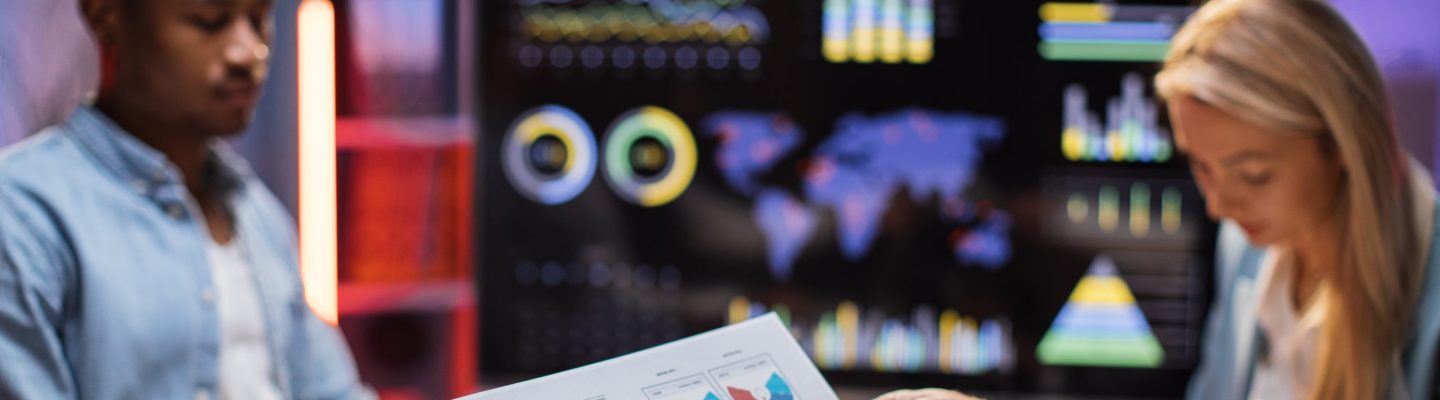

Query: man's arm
left=0, top=183, right=77, bottom=398
left=288, top=301, right=372, bottom=400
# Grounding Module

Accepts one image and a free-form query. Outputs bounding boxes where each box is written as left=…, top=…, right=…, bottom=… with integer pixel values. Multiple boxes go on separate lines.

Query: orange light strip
left=298, top=0, right=338, bottom=325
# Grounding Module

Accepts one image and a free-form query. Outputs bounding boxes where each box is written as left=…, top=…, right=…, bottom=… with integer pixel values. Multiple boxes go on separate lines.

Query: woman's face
left=1169, top=96, right=1345, bottom=247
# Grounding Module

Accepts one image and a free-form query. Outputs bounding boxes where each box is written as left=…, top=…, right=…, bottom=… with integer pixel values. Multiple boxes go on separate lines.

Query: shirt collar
left=66, top=105, right=255, bottom=201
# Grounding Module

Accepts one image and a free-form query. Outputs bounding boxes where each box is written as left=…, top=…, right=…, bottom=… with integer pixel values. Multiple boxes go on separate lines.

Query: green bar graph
left=1039, top=40, right=1171, bottom=62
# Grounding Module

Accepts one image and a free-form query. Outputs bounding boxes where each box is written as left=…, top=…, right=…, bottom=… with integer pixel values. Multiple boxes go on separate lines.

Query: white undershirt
left=208, top=237, right=284, bottom=400
left=1248, top=250, right=1320, bottom=400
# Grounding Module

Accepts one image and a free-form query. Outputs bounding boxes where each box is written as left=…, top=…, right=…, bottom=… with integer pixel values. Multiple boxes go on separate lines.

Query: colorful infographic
left=468, top=315, right=838, bottom=399
left=1044, top=174, right=1197, bottom=244
left=1038, top=2, right=1195, bottom=62
left=705, top=109, right=1011, bottom=281
left=642, top=374, right=724, bottom=400
left=604, top=106, right=699, bottom=207
left=710, top=355, right=797, bottom=400
left=1036, top=255, right=1164, bottom=368
left=515, top=0, right=769, bottom=72
left=502, top=105, right=599, bottom=205
left=729, top=298, right=1014, bottom=375
left=707, top=112, right=805, bottom=197
left=1066, top=183, right=1184, bottom=237
left=823, top=0, right=935, bottom=64
left=1061, top=73, right=1173, bottom=163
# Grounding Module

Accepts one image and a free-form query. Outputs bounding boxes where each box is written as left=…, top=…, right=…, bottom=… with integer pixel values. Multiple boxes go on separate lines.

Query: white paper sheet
left=460, top=313, right=840, bottom=400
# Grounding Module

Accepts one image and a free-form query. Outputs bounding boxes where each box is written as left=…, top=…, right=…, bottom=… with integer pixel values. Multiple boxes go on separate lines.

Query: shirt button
left=166, top=205, right=185, bottom=218
left=201, top=288, right=215, bottom=303
left=194, top=390, right=209, bottom=400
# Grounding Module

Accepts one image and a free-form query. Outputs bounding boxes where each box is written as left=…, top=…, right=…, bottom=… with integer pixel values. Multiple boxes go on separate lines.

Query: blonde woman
left=1158, top=0, right=1440, bottom=398
left=878, top=0, right=1440, bottom=399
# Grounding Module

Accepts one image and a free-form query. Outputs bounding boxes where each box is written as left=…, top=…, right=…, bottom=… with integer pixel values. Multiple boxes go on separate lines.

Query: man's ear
left=81, top=0, right=122, bottom=95
left=79, top=0, right=121, bottom=44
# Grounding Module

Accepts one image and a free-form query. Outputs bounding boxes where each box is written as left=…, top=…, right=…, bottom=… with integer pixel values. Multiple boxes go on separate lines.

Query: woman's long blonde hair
left=1156, top=0, right=1423, bottom=398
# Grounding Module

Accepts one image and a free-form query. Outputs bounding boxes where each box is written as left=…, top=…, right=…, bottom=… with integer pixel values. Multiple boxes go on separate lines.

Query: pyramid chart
left=1036, top=255, right=1164, bottom=368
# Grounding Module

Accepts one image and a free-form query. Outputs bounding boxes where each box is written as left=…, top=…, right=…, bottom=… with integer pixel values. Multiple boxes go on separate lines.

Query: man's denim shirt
left=0, top=107, right=368, bottom=399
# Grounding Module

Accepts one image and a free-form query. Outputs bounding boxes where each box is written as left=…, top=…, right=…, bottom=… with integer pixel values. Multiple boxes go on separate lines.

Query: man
left=0, top=0, right=98, bottom=144
left=0, top=0, right=371, bottom=398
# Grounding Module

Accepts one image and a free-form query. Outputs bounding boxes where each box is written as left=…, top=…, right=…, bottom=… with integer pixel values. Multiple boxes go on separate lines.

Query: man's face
left=100, top=0, right=274, bottom=136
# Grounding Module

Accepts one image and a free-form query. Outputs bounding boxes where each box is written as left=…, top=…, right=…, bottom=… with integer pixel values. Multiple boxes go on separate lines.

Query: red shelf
left=338, top=280, right=473, bottom=316
left=336, top=116, right=471, bottom=150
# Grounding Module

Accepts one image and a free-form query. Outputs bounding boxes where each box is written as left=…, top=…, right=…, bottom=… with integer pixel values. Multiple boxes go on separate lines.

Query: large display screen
left=476, top=0, right=1214, bottom=396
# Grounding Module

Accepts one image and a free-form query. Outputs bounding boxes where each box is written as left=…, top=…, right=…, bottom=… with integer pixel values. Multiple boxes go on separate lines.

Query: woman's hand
left=873, top=388, right=982, bottom=400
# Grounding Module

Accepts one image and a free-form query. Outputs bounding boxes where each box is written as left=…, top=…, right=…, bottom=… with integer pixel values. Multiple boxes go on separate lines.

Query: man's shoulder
left=0, top=125, right=116, bottom=243
left=0, top=128, right=90, bottom=260
left=0, top=126, right=96, bottom=192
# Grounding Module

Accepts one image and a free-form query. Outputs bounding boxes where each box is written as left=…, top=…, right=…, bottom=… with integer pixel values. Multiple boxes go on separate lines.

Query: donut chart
left=603, top=106, right=698, bottom=207
left=502, top=105, right=598, bottom=205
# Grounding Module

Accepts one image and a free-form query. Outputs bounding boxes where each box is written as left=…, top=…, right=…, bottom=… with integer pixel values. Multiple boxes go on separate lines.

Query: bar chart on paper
left=642, top=374, right=724, bottom=400
left=462, top=314, right=837, bottom=400
left=710, top=355, right=798, bottom=400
